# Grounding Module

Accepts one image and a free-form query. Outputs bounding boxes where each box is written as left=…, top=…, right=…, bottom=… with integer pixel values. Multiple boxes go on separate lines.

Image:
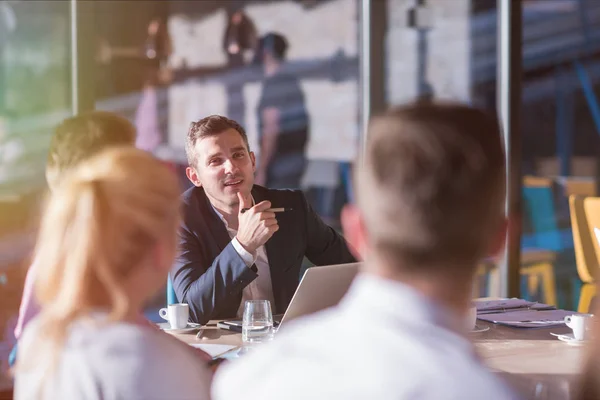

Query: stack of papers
left=475, top=298, right=555, bottom=315
left=477, top=309, right=573, bottom=328
left=475, top=299, right=573, bottom=328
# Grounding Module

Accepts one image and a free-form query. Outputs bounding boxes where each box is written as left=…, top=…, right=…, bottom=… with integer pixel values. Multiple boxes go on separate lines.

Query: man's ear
left=249, top=151, right=256, bottom=172
left=185, top=167, right=202, bottom=187
left=341, top=204, right=366, bottom=261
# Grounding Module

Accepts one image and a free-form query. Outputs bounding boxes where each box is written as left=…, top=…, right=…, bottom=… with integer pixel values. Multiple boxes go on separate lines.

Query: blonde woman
left=15, top=147, right=211, bottom=400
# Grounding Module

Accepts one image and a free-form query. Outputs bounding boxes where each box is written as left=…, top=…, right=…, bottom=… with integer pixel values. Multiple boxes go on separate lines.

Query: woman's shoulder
left=18, top=320, right=211, bottom=399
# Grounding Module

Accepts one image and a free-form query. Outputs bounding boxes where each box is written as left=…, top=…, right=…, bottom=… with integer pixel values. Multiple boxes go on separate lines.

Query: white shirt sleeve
left=232, top=237, right=257, bottom=267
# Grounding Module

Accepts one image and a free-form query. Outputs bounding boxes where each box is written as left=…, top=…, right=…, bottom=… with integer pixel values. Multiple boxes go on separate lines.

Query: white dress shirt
left=211, top=201, right=275, bottom=317
left=212, top=273, right=518, bottom=400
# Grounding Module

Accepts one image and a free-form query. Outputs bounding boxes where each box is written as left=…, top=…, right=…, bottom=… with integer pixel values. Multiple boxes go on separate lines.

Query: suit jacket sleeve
left=300, top=192, right=357, bottom=266
left=172, top=225, right=258, bottom=325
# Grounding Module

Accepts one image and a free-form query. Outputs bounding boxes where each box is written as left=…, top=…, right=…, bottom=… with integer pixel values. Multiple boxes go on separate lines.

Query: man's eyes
left=208, top=153, right=244, bottom=165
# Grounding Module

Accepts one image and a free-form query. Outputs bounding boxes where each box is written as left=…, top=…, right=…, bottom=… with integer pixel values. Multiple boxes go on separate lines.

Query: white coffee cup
left=465, top=305, right=477, bottom=331
left=159, top=303, right=189, bottom=329
left=564, top=314, right=594, bottom=341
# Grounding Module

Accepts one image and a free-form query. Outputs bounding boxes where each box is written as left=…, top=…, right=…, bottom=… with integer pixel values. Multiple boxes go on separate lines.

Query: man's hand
left=236, top=192, right=278, bottom=253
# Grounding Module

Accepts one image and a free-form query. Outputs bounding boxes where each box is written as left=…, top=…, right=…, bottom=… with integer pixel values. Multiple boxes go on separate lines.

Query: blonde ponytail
left=17, top=147, right=180, bottom=381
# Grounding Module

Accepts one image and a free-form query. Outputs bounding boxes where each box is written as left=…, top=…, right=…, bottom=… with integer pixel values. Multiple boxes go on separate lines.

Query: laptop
left=218, top=262, right=361, bottom=332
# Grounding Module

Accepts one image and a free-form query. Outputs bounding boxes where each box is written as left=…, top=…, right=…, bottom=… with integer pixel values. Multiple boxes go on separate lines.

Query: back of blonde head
left=20, top=147, right=180, bottom=374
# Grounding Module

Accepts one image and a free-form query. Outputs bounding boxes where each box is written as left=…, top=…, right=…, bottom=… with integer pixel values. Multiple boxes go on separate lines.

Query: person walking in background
left=14, top=148, right=211, bottom=400
left=254, top=32, right=309, bottom=189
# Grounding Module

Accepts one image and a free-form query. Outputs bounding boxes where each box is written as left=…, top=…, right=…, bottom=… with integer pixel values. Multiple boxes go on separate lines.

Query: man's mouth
left=224, top=179, right=243, bottom=187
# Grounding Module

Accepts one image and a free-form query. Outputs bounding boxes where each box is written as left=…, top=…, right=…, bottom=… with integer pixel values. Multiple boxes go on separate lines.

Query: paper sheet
left=475, top=299, right=536, bottom=313
left=474, top=299, right=555, bottom=315
left=477, top=309, right=574, bottom=328
left=189, top=343, right=238, bottom=358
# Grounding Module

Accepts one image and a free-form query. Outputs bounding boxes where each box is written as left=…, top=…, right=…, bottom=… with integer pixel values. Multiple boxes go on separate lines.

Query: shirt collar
left=341, top=273, right=470, bottom=338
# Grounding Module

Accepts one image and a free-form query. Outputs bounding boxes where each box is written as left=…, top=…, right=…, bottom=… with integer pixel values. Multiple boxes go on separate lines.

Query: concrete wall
left=386, top=0, right=472, bottom=105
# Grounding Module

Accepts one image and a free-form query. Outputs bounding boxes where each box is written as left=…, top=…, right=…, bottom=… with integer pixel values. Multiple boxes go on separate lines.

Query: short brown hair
left=357, top=102, right=505, bottom=274
left=185, top=115, right=250, bottom=166
left=47, top=111, right=136, bottom=174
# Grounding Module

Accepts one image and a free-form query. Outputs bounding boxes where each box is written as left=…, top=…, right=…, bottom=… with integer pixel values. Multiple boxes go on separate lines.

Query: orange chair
left=563, top=178, right=597, bottom=197
left=568, top=195, right=599, bottom=312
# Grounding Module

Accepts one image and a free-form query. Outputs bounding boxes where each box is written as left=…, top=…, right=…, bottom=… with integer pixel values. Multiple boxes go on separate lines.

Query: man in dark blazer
left=172, top=115, right=356, bottom=325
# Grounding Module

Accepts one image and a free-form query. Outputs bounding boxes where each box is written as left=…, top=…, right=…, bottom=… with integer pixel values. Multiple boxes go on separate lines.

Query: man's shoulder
left=181, top=185, right=201, bottom=207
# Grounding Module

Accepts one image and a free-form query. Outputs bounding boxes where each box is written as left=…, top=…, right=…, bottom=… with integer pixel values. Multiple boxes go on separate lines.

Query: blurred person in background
left=13, top=112, right=137, bottom=343
left=97, top=16, right=172, bottom=153
left=254, top=32, right=309, bottom=190
left=9, top=112, right=137, bottom=369
left=14, top=147, right=211, bottom=399
left=213, top=103, right=517, bottom=400
left=223, top=4, right=258, bottom=68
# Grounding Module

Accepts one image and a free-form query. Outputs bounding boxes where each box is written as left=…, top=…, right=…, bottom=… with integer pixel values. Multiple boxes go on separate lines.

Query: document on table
left=474, top=299, right=555, bottom=315
left=477, top=309, right=573, bottom=328
left=189, top=343, right=238, bottom=358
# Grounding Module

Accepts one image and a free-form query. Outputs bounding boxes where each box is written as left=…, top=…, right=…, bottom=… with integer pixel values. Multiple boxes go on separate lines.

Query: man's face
left=186, top=128, right=256, bottom=209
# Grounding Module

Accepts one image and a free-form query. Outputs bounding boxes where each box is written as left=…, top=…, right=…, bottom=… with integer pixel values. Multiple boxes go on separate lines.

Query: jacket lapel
left=196, top=187, right=232, bottom=253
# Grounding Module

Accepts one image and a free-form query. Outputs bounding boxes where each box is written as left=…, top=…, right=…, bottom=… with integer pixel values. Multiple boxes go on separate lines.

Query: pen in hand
left=240, top=207, right=293, bottom=214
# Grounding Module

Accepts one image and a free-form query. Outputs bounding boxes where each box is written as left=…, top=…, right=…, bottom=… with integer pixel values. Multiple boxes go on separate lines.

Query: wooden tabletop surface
left=167, top=319, right=586, bottom=378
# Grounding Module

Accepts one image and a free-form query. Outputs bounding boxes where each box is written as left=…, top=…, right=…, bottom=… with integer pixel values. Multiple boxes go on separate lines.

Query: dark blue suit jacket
left=171, top=185, right=356, bottom=325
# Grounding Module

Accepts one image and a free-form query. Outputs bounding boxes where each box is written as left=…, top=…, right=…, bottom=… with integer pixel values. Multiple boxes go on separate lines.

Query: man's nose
left=224, top=159, right=239, bottom=174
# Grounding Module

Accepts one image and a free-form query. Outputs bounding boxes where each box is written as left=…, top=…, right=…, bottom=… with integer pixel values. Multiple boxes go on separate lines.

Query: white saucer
left=162, top=323, right=201, bottom=334
left=554, top=333, right=591, bottom=346
left=470, top=325, right=490, bottom=334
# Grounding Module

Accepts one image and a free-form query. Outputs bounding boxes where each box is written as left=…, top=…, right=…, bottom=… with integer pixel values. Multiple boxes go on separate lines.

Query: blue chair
left=167, top=274, right=177, bottom=305
left=521, top=177, right=579, bottom=307
left=522, top=183, right=564, bottom=251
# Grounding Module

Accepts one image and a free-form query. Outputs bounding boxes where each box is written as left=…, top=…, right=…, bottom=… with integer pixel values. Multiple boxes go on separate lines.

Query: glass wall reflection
left=0, top=0, right=71, bottom=386
left=95, top=0, right=359, bottom=229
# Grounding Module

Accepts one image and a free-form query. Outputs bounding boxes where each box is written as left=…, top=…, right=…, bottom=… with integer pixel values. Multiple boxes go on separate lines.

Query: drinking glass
left=242, top=300, right=274, bottom=345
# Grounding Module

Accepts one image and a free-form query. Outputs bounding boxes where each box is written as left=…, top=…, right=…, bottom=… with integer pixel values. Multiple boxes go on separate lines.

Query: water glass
left=242, top=300, right=274, bottom=345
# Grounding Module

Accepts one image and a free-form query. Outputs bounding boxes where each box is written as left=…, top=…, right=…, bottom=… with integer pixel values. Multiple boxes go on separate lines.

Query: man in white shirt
left=212, top=102, right=518, bottom=400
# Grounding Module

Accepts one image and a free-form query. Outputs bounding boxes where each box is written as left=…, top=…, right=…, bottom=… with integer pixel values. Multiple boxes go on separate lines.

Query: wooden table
left=475, top=321, right=584, bottom=375
left=170, top=320, right=584, bottom=399
left=474, top=321, right=585, bottom=398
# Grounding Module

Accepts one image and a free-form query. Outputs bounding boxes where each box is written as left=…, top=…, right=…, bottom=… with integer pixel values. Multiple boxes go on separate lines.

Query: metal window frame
left=70, top=0, right=95, bottom=115
left=497, top=0, right=522, bottom=298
